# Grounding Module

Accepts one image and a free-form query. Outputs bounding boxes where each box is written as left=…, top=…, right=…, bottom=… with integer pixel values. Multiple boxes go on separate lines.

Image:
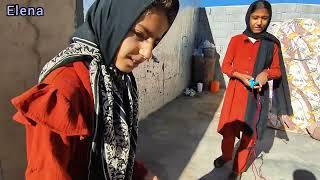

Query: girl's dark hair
left=251, top=0, right=272, bottom=17
left=150, top=0, right=179, bottom=25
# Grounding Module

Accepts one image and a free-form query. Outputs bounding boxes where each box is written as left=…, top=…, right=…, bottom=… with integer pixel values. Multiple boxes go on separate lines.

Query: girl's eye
left=132, top=29, right=146, bottom=41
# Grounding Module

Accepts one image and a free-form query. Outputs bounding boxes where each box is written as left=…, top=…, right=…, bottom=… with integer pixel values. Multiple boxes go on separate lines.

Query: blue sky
left=82, top=0, right=201, bottom=16
left=83, top=0, right=94, bottom=14
left=83, top=0, right=320, bottom=12
left=83, top=0, right=200, bottom=11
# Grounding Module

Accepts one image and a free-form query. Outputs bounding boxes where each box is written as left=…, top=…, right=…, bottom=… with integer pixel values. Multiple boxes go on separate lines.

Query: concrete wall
left=0, top=2, right=198, bottom=179
left=134, top=7, right=199, bottom=119
left=205, top=4, right=320, bottom=84
left=194, top=8, right=226, bottom=88
left=0, top=0, right=77, bottom=179
left=82, top=0, right=200, bottom=119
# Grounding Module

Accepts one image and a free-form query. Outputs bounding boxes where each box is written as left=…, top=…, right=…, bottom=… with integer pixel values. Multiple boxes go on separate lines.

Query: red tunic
left=11, top=61, right=147, bottom=180
left=217, top=34, right=281, bottom=136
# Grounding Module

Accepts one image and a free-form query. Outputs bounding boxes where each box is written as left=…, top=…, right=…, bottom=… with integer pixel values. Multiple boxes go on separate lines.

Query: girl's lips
left=130, top=56, right=143, bottom=66
left=128, top=58, right=139, bottom=68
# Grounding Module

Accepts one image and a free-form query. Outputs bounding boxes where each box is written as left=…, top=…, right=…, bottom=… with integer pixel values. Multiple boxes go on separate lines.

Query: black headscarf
left=243, top=0, right=273, bottom=40
left=242, top=0, right=293, bottom=139
left=80, top=1, right=178, bottom=179
left=38, top=0, right=179, bottom=179
left=73, top=0, right=179, bottom=66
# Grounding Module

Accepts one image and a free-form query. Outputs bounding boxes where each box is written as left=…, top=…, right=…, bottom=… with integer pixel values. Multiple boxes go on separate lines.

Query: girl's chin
left=115, top=59, right=141, bottom=73
left=253, top=28, right=263, bottom=33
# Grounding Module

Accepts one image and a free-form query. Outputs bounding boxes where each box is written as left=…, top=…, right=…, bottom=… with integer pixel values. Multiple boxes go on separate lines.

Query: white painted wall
left=205, top=4, right=320, bottom=84
left=134, top=7, right=199, bottom=119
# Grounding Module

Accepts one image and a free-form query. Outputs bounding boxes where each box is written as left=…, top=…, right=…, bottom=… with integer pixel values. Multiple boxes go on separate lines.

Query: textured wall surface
left=0, top=2, right=198, bottom=179
left=205, top=4, right=320, bottom=84
left=134, top=7, right=199, bottom=119
left=0, top=1, right=76, bottom=179
left=1, top=1, right=319, bottom=179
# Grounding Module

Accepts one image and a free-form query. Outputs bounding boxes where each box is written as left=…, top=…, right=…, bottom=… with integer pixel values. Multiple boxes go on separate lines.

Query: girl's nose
left=139, top=41, right=153, bottom=60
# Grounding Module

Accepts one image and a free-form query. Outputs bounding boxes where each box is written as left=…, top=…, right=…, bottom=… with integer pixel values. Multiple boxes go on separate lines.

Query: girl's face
left=249, top=8, right=270, bottom=33
left=114, top=7, right=169, bottom=73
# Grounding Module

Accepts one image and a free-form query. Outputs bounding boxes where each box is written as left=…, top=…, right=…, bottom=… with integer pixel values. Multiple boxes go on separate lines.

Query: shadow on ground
left=293, top=169, right=317, bottom=180
left=199, top=128, right=290, bottom=180
left=136, top=91, right=224, bottom=180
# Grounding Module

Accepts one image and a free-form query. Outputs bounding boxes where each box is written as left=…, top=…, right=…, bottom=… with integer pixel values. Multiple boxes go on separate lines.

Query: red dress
left=11, top=61, right=147, bottom=180
left=217, top=34, right=281, bottom=137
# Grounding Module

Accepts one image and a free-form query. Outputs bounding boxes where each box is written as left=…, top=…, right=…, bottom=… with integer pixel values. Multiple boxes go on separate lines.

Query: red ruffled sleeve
left=11, top=82, right=91, bottom=137
left=10, top=62, right=93, bottom=180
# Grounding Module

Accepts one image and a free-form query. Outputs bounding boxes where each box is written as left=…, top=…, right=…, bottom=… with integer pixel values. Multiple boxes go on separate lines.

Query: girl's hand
left=144, top=171, right=158, bottom=180
left=233, top=72, right=253, bottom=87
left=254, top=71, right=268, bottom=91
